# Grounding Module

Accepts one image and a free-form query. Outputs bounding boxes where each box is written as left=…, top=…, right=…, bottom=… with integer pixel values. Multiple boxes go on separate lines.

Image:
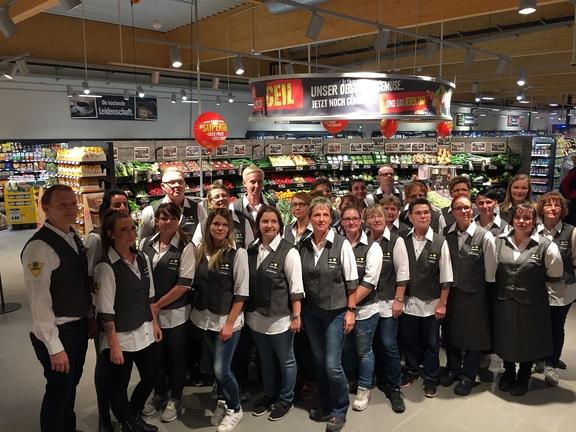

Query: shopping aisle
left=1, top=228, right=575, bottom=432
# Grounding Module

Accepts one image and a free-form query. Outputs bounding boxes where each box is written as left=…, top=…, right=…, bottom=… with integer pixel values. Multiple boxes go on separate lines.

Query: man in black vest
left=231, top=165, right=276, bottom=225
left=365, top=165, right=403, bottom=206
left=21, top=184, right=94, bottom=432
left=139, top=168, right=207, bottom=239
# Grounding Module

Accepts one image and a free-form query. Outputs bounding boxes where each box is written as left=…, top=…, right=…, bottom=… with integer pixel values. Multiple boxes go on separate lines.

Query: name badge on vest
left=469, top=244, right=481, bottom=256
left=355, top=256, right=366, bottom=270
left=218, top=262, right=231, bottom=275
left=559, top=240, right=569, bottom=252
left=428, top=252, right=439, bottom=264
left=382, top=252, right=392, bottom=263
left=184, top=215, right=197, bottom=224
left=530, top=253, right=542, bottom=264
left=168, top=258, right=180, bottom=271
left=266, top=261, right=280, bottom=274
left=328, top=256, right=339, bottom=270
left=142, top=264, right=150, bottom=279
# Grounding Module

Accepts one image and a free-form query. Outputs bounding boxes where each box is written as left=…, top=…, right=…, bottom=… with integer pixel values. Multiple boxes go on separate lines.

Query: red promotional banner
left=264, top=79, right=304, bottom=111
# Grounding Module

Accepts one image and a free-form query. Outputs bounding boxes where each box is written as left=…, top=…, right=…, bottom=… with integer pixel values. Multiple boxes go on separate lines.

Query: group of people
left=21, top=164, right=575, bottom=432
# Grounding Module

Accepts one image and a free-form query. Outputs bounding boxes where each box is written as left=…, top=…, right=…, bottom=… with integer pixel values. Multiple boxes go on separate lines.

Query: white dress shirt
left=377, top=227, right=410, bottom=318
left=354, top=231, right=383, bottom=321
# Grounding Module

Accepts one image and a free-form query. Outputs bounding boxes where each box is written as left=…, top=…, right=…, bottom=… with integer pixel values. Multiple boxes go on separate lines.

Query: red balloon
left=193, top=112, right=228, bottom=152
left=436, top=121, right=453, bottom=138
left=322, top=120, right=348, bottom=134
left=380, top=119, right=398, bottom=139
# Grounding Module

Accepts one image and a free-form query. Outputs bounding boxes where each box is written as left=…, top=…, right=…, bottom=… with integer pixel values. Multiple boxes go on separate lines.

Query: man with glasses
left=400, top=181, right=446, bottom=234
left=139, top=168, right=207, bottom=239
left=366, top=165, right=403, bottom=206
left=442, top=176, right=478, bottom=228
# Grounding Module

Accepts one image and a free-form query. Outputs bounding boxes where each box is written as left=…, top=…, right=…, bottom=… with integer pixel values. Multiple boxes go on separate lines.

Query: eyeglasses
left=342, top=217, right=361, bottom=223
left=164, top=180, right=185, bottom=187
left=453, top=206, right=471, bottom=212
left=291, top=202, right=308, bottom=208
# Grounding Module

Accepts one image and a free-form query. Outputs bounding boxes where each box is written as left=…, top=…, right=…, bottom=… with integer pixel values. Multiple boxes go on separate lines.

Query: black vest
left=377, top=231, right=400, bottom=301
left=390, top=221, right=411, bottom=238
left=22, top=226, right=91, bottom=318
left=354, top=239, right=378, bottom=306
left=405, top=231, right=445, bottom=300
left=299, top=233, right=349, bottom=310
left=444, top=225, right=487, bottom=293
left=371, top=189, right=403, bottom=205
left=141, top=235, right=192, bottom=310
left=233, top=195, right=276, bottom=224
left=152, top=197, right=199, bottom=238
left=496, top=236, right=551, bottom=304
left=193, top=249, right=236, bottom=315
left=102, top=252, right=153, bottom=332
left=283, top=221, right=312, bottom=246
left=549, top=224, right=576, bottom=284
left=475, top=215, right=508, bottom=236
left=246, top=238, right=293, bottom=317
left=442, top=207, right=456, bottom=229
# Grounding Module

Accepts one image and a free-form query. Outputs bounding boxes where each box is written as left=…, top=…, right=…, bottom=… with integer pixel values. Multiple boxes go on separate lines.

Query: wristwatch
left=290, top=314, right=301, bottom=320
left=394, top=296, right=404, bottom=303
left=347, top=306, right=357, bottom=314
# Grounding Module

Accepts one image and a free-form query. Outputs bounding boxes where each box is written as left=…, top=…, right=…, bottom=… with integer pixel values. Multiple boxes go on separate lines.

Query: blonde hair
left=501, top=174, right=534, bottom=215
left=364, top=203, right=385, bottom=223
left=242, top=165, right=265, bottom=181
left=196, top=208, right=236, bottom=271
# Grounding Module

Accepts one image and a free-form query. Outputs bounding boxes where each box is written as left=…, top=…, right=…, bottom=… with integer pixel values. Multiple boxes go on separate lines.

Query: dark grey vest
left=496, top=236, right=552, bottom=304
left=233, top=195, right=276, bottom=224
left=390, top=221, right=411, bottom=237
left=141, top=235, right=192, bottom=310
left=354, top=240, right=378, bottom=306
left=442, top=207, right=456, bottom=228
left=283, top=221, right=312, bottom=246
left=246, top=238, right=293, bottom=317
left=152, top=197, right=199, bottom=238
left=377, top=231, right=400, bottom=301
left=371, top=188, right=403, bottom=205
left=475, top=215, right=508, bottom=236
left=444, top=225, right=487, bottom=293
left=23, top=226, right=91, bottom=318
left=405, top=232, right=445, bottom=300
left=101, top=252, right=152, bottom=332
left=300, top=233, right=348, bottom=310
left=193, top=249, right=236, bottom=315
left=550, top=224, right=576, bottom=284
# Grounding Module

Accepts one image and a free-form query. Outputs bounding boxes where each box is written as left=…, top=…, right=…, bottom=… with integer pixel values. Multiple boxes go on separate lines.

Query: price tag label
left=133, top=146, right=150, bottom=160
left=296, top=166, right=304, bottom=171
left=275, top=167, right=284, bottom=171
left=185, top=146, right=199, bottom=158
left=162, top=146, right=178, bottom=159
left=216, top=170, right=224, bottom=175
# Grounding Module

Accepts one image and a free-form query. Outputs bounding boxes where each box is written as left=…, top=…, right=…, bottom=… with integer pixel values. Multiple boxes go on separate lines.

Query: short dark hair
left=100, top=211, right=135, bottom=255
left=348, top=178, right=365, bottom=191
left=99, top=188, right=128, bottom=215
left=41, top=184, right=73, bottom=206
left=409, top=197, right=432, bottom=214
left=311, top=177, right=332, bottom=191
left=339, top=193, right=360, bottom=211
left=475, top=189, right=499, bottom=201
left=448, top=175, right=471, bottom=192
left=153, top=202, right=190, bottom=246
left=254, top=205, right=284, bottom=241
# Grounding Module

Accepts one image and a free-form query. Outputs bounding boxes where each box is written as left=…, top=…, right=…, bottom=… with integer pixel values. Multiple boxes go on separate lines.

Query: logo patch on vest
left=559, top=240, right=569, bottom=251
left=382, top=252, right=392, bottom=263
left=428, top=252, right=439, bottom=263
left=355, top=256, right=366, bottom=268
left=266, top=261, right=280, bottom=274
left=468, top=244, right=481, bottom=256
left=168, top=258, right=180, bottom=270
left=530, top=253, right=542, bottom=264
left=218, top=262, right=231, bottom=275
left=27, top=261, right=44, bottom=278
left=328, top=257, right=339, bottom=269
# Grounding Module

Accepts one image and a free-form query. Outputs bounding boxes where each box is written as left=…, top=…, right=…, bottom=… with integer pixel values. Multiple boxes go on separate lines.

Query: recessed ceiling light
left=482, top=96, right=495, bottom=101
left=549, top=103, right=559, bottom=107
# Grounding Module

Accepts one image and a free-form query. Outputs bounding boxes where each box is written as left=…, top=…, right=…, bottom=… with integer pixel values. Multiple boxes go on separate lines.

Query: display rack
left=4, top=180, right=38, bottom=228
left=529, top=137, right=560, bottom=197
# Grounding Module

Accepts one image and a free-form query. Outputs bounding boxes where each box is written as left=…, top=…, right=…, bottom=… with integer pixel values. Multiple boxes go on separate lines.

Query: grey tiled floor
left=1, top=228, right=575, bottom=432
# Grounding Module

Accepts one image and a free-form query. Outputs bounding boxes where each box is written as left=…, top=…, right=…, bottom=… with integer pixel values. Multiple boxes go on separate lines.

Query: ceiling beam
left=10, top=0, right=59, bottom=24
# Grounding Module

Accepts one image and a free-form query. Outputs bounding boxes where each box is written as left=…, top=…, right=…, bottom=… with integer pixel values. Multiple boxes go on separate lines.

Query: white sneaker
left=160, top=399, right=181, bottom=422
left=217, top=408, right=243, bottom=432
left=211, top=400, right=227, bottom=426
left=544, top=366, right=559, bottom=386
left=352, top=388, right=371, bottom=411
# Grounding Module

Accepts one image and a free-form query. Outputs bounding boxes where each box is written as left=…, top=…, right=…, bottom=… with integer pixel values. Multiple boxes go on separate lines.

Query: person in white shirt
left=95, top=211, right=162, bottom=432
left=246, top=206, right=304, bottom=421
left=230, top=165, right=275, bottom=225
left=139, top=203, right=196, bottom=422
left=283, top=192, right=313, bottom=245
left=22, top=184, right=94, bottom=432
left=380, top=195, right=410, bottom=236
left=474, top=190, right=508, bottom=236
left=190, top=208, right=249, bottom=432
left=400, top=181, right=446, bottom=234
left=365, top=165, right=403, bottom=206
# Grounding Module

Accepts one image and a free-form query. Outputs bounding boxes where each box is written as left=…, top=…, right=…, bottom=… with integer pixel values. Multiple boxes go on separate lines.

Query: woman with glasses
left=283, top=192, right=312, bottom=245
left=536, top=192, right=576, bottom=386
left=493, top=204, right=562, bottom=396
left=339, top=205, right=382, bottom=412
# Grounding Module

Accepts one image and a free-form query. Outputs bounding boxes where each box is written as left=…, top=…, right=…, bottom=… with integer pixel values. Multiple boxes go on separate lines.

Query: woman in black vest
left=190, top=208, right=249, bottom=432
left=474, top=189, right=508, bottom=235
left=246, top=205, right=304, bottom=421
left=299, top=197, right=359, bottom=432
left=339, top=205, right=383, bottom=412
left=95, top=211, right=162, bottom=432
left=283, top=192, right=312, bottom=245
left=499, top=174, right=535, bottom=224
left=139, top=203, right=196, bottom=422
left=493, top=204, right=563, bottom=396
left=536, top=192, right=576, bottom=386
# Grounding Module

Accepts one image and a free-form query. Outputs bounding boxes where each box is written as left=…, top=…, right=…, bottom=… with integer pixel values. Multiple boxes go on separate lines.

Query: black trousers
left=401, top=314, right=441, bottom=382
left=446, top=346, right=482, bottom=381
left=105, top=342, right=161, bottom=423
left=157, top=322, right=188, bottom=400
left=503, top=360, right=532, bottom=381
left=547, top=303, right=573, bottom=367
left=30, top=319, right=88, bottom=432
left=94, top=333, right=112, bottom=422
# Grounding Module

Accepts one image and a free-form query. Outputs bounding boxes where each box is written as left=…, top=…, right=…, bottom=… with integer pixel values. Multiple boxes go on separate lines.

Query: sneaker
left=388, top=388, right=406, bottom=413
left=268, top=400, right=294, bottom=421
left=558, top=359, right=567, bottom=370
left=454, top=377, right=475, bottom=396
left=534, top=361, right=545, bottom=374
left=544, top=366, right=559, bottom=387
left=142, top=394, right=166, bottom=416
left=217, top=408, right=243, bottom=432
left=160, top=399, right=181, bottom=423
left=326, top=415, right=346, bottom=432
left=439, top=372, right=459, bottom=387
left=309, top=405, right=331, bottom=422
left=498, top=372, right=516, bottom=393
left=211, top=400, right=227, bottom=426
left=252, top=396, right=276, bottom=417
left=400, top=372, right=418, bottom=388
left=299, top=382, right=317, bottom=400
left=423, top=380, right=438, bottom=398
left=352, top=388, right=370, bottom=411
left=510, top=378, right=530, bottom=396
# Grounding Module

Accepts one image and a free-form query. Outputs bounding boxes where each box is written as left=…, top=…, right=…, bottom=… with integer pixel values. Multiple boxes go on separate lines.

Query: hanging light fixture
left=180, top=89, right=188, bottom=101
left=123, top=89, right=130, bottom=101
left=518, top=0, right=537, bottom=15
left=374, top=29, right=390, bottom=52
left=228, top=92, right=235, bottom=103
left=0, top=6, right=17, bottom=38
left=211, top=77, right=220, bottom=89
left=170, top=47, right=183, bottom=68
left=59, top=0, right=82, bottom=11
left=517, top=69, right=527, bottom=86
left=150, top=70, right=160, bottom=85
left=170, top=93, right=177, bottom=104
left=496, top=57, right=508, bottom=75
left=463, top=50, right=476, bottom=68
left=137, top=85, right=145, bottom=98
left=2, top=63, right=17, bottom=80
left=79, top=2, right=92, bottom=97
left=472, top=82, right=480, bottom=94
left=305, top=13, right=324, bottom=40
left=233, top=56, right=245, bottom=75
left=474, top=95, right=482, bottom=103
left=516, top=90, right=525, bottom=101
left=216, top=96, right=221, bottom=106
left=82, top=81, right=91, bottom=95
left=66, top=86, right=74, bottom=97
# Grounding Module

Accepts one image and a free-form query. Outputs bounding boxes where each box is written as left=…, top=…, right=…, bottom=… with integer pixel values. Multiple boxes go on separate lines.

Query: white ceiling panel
left=47, top=0, right=249, bottom=32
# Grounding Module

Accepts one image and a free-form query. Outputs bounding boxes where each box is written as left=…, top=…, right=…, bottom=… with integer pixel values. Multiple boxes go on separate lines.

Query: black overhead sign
left=69, top=94, right=158, bottom=121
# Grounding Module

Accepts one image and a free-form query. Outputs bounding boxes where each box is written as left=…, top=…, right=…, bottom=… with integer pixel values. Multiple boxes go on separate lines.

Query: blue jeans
left=342, top=313, right=378, bottom=389
left=376, top=316, right=402, bottom=389
left=401, top=314, right=441, bottom=382
left=251, top=328, right=297, bottom=403
left=303, top=306, right=349, bottom=417
left=204, top=328, right=241, bottom=411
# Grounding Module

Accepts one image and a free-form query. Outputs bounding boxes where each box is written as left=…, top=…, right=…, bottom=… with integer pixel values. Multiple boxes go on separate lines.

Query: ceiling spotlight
left=150, top=70, right=160, bottom=85
left=482, top=96, right=495, bottom=101
left=82, top=80, right=91, bottom=95
left=305, top=12, right=324, bottom=40
left=463, top=49, right=476, bottom=68
left=284, top=63, right=295, bottom=74
left=211, top=77, right=220, bottom=89
left=516, top=90, right=525, bottom=101
left=123, top=89, right=130, bottom=101
left=170, top=93, right=177, bottom=104
left=423, top=41, right=438, bottom=60
left=170, top=47, right=183, bottom=68
left=495, top=57, right=508, bottom=75
left=216, top=96, right=221, bottom=106
left=517, top=69, right=526, bottom=87
left=152, top=20, right=162, bottom=31
left=0, top=6, right=17, bottom=38
left=66, top=86, right=73, bottom=97
left=180, top=89, right=188, bottom=101
left=374, top=29, right=391, bottom=52
left=137, top=85, right=145, bottom=98
left=2, top=63, right=17, bottom=80
left=227, top=92, right=235, bottom=103
left=474, top=95, right=482, bottom=103
left=518, top=0, right=537, bottom=15
left=519, top=100, right=530, bottom=104
left=233, top=56, right=245, bottom=75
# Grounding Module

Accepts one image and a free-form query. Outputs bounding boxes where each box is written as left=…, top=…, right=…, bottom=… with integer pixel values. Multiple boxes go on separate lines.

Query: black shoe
left=510, top=378, right=530, bottom=396
left=309, top=405, right=331, bottom=422
left=98, top=417, right=114, bottom=432
left=439, top=372, right=459, bottom=387
left=135, top=416, right=158, bottom=432
left=400, top=372, right=418, bottom=388
left=558, top=359, right=567, bottom=370
left=252, top=396, right=276, bottom=417
left=120, top=421, right=139, bottom=432
left=326, top=416, right=346, bottom=432
left=454, top=377, right=475, bottom=396
left=498, top=372, right=516, bottom=393
left=388, top=388, right=406, bottom=413
left=268, top=400, right=294, bottom=421
left=423, top=380, right=438, bottom=398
